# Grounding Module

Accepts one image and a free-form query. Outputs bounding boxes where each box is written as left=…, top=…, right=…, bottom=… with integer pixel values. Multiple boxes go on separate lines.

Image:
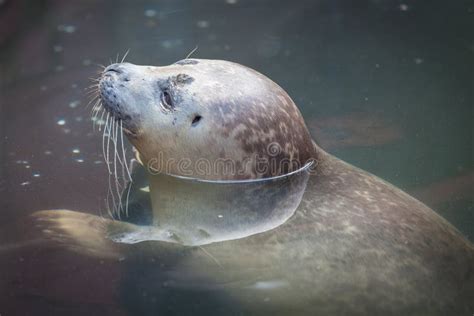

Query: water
left=0, top=0, right=472, bottom=315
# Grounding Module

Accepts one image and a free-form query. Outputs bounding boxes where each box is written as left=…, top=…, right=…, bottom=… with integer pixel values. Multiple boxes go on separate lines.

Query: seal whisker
left=91, top=98, right=101, bottom=116
left=120, top=120, right=133, bottom=182
left=105, top=194, right=113, bottom=219
left=87, top=97, right=101, bottom=129
left=88, top=99, right=98, bottom=116
left=91, top=106, right=99, bottom=132
left=107, top=170, right=119, bottom=219
left=86, top=82, right=100, bottom=90
left=97, top=197, right=108, bottom=220
left=185, top=45, right=199, bottom=59
left=124, top=177, right=132, bottom=218
left=116, top=122, right=127, bottom=189
left=87, top=78, right=101, bottom=83
left=105, top=114, right=113, bottom=175
left=110, top=120, right=125, bottom=166
left=198, top=246, right=222, bottom=268
left=98, top=107, right=106, bottom=132
left=86, top=93, right=99, bottom=105
left=105, top=120, right=116, bottom=219
left=118, top=121, right=132, bottom=218
left=86, top=92, right=99, bottom=108
left=87, top=92, right=99, bottom=105
left=102, top=114, right=112, bottom=174
left=121, top=49, right=130, bottom=63
left=85, top=88, right=99, bottom=96
left=109, top=119, right=120, bottom=218
left=112, top=120, right=125, bottom=218
left=85, top=93, right=98, bottom=102
left=104, top=185, right=111, bottom=218
left=91, top=100, right=103, bottom=132
left=92, top=99, right=101, bottom=116
left=91, top=99, right=101, bottom=127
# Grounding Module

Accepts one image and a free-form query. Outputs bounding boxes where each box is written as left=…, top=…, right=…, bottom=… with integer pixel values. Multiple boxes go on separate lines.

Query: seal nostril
left=106, top=68, right=121, bottom=74
left=104, top=63, right=124, bottom=75
left=191, top=115, right=202, bottom=126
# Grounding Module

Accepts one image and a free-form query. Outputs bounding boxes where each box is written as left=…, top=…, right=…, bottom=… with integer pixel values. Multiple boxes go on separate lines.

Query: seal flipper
left=30, top=159, right=155, bottom=258
left=33, top=209, right=141, bottom=259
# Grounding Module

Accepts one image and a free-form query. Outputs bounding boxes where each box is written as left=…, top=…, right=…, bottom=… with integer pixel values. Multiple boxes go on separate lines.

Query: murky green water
left=1, top=0, right=472, bottom=315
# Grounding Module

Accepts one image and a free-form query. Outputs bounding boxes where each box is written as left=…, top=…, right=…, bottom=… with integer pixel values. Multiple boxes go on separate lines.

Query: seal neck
left=146, top=163, right=312, bottom=245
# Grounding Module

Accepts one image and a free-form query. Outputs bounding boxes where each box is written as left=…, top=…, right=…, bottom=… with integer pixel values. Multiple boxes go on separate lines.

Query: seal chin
left=99, top=64, right=139, bottom=137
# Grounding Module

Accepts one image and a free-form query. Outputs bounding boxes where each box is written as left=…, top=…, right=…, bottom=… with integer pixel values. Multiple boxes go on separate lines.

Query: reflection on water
left=1, top=0, right=473, bottom=315
left=111, top=162, right=311, bottom=245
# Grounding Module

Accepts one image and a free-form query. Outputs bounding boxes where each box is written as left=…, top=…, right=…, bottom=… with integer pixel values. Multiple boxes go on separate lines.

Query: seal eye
left=191, top=115, right=202, bottom=126
left=161, top=90, right=173, bottom=110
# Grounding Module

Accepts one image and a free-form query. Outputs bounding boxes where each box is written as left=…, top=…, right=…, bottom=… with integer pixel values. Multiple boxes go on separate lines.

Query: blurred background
left=0, top=0, right=472, bottom=314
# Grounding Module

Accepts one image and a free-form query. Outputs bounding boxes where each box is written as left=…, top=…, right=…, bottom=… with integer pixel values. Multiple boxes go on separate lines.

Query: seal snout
left=99, top=63, right=138, bottom=135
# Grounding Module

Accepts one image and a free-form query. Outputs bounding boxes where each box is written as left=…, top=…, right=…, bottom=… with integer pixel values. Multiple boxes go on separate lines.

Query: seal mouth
left=121, top=125, right=137, bottom=138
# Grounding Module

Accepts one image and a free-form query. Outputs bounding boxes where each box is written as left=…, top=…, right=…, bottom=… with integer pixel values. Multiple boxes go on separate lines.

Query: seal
left=34, top=59, right=473, bottom=315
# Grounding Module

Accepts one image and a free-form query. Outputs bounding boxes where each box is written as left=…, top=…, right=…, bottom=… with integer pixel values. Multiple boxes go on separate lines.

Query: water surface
left=0, top=0, right=472, bottom=315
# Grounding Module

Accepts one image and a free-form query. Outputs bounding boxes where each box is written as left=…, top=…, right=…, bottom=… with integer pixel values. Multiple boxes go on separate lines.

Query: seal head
left=99, top=59, right=315, bottom=180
